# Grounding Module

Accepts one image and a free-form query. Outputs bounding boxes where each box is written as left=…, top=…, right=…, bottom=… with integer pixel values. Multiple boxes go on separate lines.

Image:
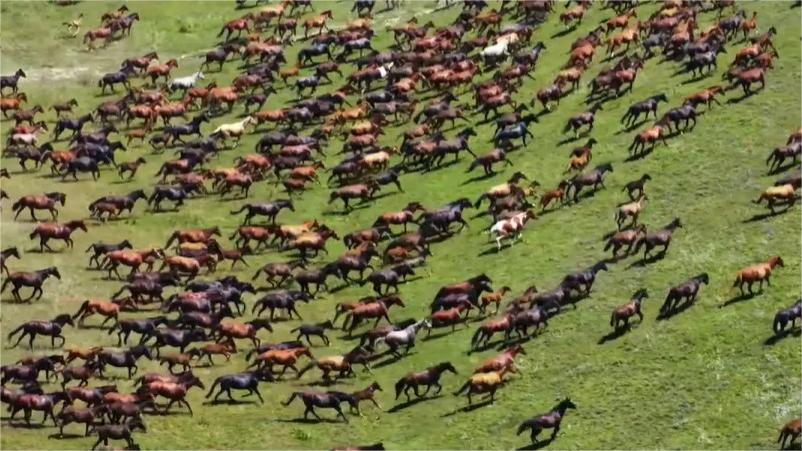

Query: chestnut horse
left=394, top=362, right=458, bottom=401
left=474, top=345, right=525, bottom=373
left=733, top=256, right=784, bottom=295
left=29, top=220, right=87, bottom=252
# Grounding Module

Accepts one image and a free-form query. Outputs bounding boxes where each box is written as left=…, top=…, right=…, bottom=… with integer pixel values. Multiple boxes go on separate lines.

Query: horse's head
left=769, top=256, right=785, bottom=268
left=438, top=361, right=458, bottom=374
left=249, top=319, right=274, bottom=333
left=131, top=345, right=153, bottom=360
left=558, top=398, right=577, bottom=412
left=66, top=220, right=88, bottom=232
left=47, top=267, right=62, bottom=280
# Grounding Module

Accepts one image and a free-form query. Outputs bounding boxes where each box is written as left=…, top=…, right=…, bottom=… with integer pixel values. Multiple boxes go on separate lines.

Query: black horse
left=1, top=246, right=21, bottom=276
left=164, top=115, right=209, bottom=145
left=98, top=66, right=134, bottom=94
left=252, top=290, right=312, bottom=319
left=282, top=391, right=358, bottom=423
left=363, top=263, right=415, bottom=295
left=205, top=369, right=274, bottom=403
left=61, top=157, right=100, bottom=181
left=567, top=163, right=613, bottom=202
left=1, top=266, right=61, bottom=302
left=621, top=94, right=667, bottom=127
left=7, top=314, right=74, bottom=349
left=86, top=240, right=133, bottom=268
left=394, top=362, right=458, bottom=402
left=561, top=262, right=608, bottom=297
left=297, top=43, right=334, bottom=66
left=150, top=328, right=207, bottom=357
left=108, top=316, right=170, bottom=346
left=96, top=345, right=153, bottom=378
left=517, top=398, right=577, bottom=445
left=53, top=114, right=93, bottom=140
left=1, top=68, right=26, bottom=94
left=89, top=190, right=148, bottom=216
left=661, top=273, right=709, bottom=316
left=291, top=320, right=334, bottom=346
left=89, top=418, right=146, bottom=450
left=148, top=186, right=188, bottom=211
left=773, top=299, right=802, bottom=334
left=660, top=104, right=698, bottom=133
left=633, top=218, right=682, bottom=259
left=230, top=200, right=295, bottom=224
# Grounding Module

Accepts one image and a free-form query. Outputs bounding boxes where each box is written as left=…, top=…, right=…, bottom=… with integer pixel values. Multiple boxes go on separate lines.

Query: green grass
left=1, top=1, right=800, bottom=449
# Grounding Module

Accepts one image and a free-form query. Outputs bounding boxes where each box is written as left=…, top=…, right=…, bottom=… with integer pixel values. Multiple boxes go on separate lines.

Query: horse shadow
left=656, top=299, right=696, bottom=321
left=441, top=398, right=494, bottom=416
left=516, top=438, right=555, bottom=450
left=3, top=421, right=48, bottom=429
left=461, top=173, right=497, bottom=185
left=275, top=417, right=342, bottom=424
left=372, top=352, right=414, bottom=369
left=467, top=338, right=508, bottom=354
left=48, top=433, right=84, bottom=439
left=764, top=328, right=801, bottom=346
left=615, top=119, right=650, bottom=135
left=719, top=292, right=759, bottom=308
left=726, top=90, right=760, bottom=105
left=598, top=326, right=632, bottom=344
left=550, top=28, right=575, bottom=39
left=626, top=251, right=666, bottom=268
left=388, top=395, right=441, bottom=413
left=743, top=208, right=792, bottom=223
left=203, top=399, right=258, bottom=406
left=556, top=135, right=582, bottom=146
left=624, top=147, right=656, bottom=162
left=423, top=330, right=456, bottom=341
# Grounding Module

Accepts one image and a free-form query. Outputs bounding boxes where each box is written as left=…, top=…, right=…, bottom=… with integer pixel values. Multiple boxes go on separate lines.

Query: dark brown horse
left=29, top=220, right=87, bottom=252
left=394, top=362, right=458, bottom=401
left=7, top=313, right=73, bottom=349
left=610, top=289, right=649, bottom=329
left=12, top=192, right=66, bottom=221
left=517, top=398, right=577, bottom=444
left=1, top=247, right=20, bottom=276
left=471, top=314, right=513, bottom=350
left=633, top=218, right=682, bottom=259
left=1, top=266, right=61, bottom=302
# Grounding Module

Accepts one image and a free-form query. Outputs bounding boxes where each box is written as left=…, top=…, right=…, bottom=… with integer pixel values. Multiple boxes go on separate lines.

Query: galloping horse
left=471, top=314, right=513, bottom=350
left=7, top=314, right=74, bottom=349
left=610, top=289, right=649, bottom=330
left=733, top=256, right=784, bottom=295
left=12, top=192, right=66, bottom=221
left=394, top=362, right=458, bottom=401
left=474, top=345, right=525, bottom=374
left=661, top=273, right=709, bottom=315
left=282, top=390, right=357, bottom=423
left=1, top=266, right=61, bottom=302
left=28, top=220, right=87, bottom=252
left=517, top=398, right=577, bottom=444
left=454, top=367, right=511, bottom=404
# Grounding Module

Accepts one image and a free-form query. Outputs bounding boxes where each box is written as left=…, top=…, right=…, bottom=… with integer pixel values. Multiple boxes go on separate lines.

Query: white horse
left=480, top=40, right=509, bottom=66
left=489, top=210, right=535, bottom=250
left=375, top=319, right=431, bottom=357
left=7, top=128, right=46, bottom=146
left=212, top=116, right=256, bottom=146
left=169, top=71, right=205, bottom=93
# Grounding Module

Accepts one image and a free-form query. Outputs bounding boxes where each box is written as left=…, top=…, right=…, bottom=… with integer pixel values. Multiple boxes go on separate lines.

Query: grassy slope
left=1, top=1, right=800, bottom=449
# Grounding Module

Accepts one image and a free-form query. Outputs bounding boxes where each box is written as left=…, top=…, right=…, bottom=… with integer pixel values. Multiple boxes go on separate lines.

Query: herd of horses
left=1, top=0, right=800, bottom=449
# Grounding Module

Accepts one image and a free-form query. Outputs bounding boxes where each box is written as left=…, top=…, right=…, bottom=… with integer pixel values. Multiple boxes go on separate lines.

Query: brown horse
left=217, top=319, right=273, bottom=348
left=480, top=286, right=512, bottom=314
left=144, top=376, right=204, bottom=415
left=428, top=303, right=472, bottom=334
left=329, top=182, right=381, bottom=210
left=103, top=248, right=165, bottom=279
left=12, top=192, right=66, bottom=221
left=218, top=14, right=253, bottom=41
left=65, top=346, right=104, bottom=364
left=754, top=184, right=798, bottom=213
left=166, top=227, right=221, bottom=248
left=733, top=256, right=784, bottom=295
left=250, top=346, right=313, bottom=376
left=303, top=10, right=333, bottom=39
left=285, top=228, right=340, bottom=260
left=394, top=362, right=458, bottom=401
left=454, top=367, right=511, bottom=404
left=474, top=345, right=526, bottom=374
left=1, top=267, right=61, bottom=302
left=296, top=347, right=373, bottom=381
left=604, top=224, right=647, bottom=258
left=28, top=220, right=87, bottom=252
left=610, top=289, right=649, bottom=330
left=344, top=296, right=406, bottom=334
left=146, top=59, right=178, bottom=85
left=778, top=418, right=802, bottom=450
left=684, top=86, right=725, bottom=110
left=471, top=314, right=513, bottom=350
left=374, top=202, right=426, bottom=233
left=73, top=299, right=123, bottom=328
left=539, top=181, right=568, bottom=211
left=517, top=398, right=577, bottom=444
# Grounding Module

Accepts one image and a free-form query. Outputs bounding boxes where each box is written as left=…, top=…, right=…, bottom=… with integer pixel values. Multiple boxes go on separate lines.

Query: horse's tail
left=610, top=311, right=616, bottom=327
left=216, top=25, right=226, bottom=38
left=603, top=237, right=614, bottom=251
left=394, top=378, right=407, bottom=399
left=562, top=120, right=572, bottom=133
left=72, top=300, right=90, bottom=320
left=517, top=420, right=536, bottom=435
left=204, top=377, right=221, bottom=399
left=289, top=326, right=301, bottom=334
left=474, top=194, right=488, bottom=208
left=281, top=392, right=302, bottom=406
left=28, top=229, right=39, bottom=240
left=453, top=379, right=471, bottom=396
left=6, top=323, right=24, bottom=340
left=732, top=273, right=742, bottom=288
left=230, top=204, right=249, bottom=215
left=85, top=243, right=96, bottom=253
left=11, top=199, right=22, bottom=211
left=0, top=277, right=9, bottom=294
left=164, top=231, right=179, bottom=249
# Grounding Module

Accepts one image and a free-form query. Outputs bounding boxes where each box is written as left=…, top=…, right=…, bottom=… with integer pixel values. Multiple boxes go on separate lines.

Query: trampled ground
left=0, top=1, right=800, bottom=449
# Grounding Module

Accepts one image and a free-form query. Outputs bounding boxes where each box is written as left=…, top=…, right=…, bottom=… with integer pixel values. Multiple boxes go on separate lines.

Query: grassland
left=0, top=1, right=800, bottom=449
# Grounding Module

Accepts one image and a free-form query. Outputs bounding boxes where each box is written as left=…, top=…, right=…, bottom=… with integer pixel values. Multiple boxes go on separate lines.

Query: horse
left=303, top=10, right=333, bottom=38
left=394, top=362, right=458, bottom=401
left=633, top=218, right=682, bottom=259
left=778, top=418, right=802, bottom=450
left=96, top=345, right=153, bottom=378
left=12, top=192, right=66, bottom=221
left=754, top=184, right=799, bottom=214
left=282, top=391, right=357, bottom=423
left=205, top=369, right=273, bottom=403
left=217, top=319, right=273, bottom=348
left=231, top=199, right=295, bottom=225
left=7, top=314, right=73, bottom=349
left=28, top=220, right=87, bottom=252
left=143, top=376, right=205, bottom=415
left=517, top=398, right=578, bottom=444
left=610, top=289, right=649, bottom=329
left=661, top=273, right=709, bottom=316
left=567, top=163, right=614, bottom=202
left=489, top=210, right=536, bottom=250
left=169, top=71, right=205, bottom=93
left=0, top=247, right=20, bottom=276
left=1, top=266, right=61, bottom=302
left=471, top=314, right=513, bottom=350
left=252, top=290, right=311, bottom=319
left=474, top=345, right=526, bottom=374
left=7, top=391, right=70, bottom=427
left=766, top=142, right=802, bottom=173
left=344, top=295, right=406, bottom=333
left=109, top=315, right=170, bottom=346
left=454, top=367, right=510, bottom=404
left=89, top=418, right=147, bottom=450
left=98, top=66, right=134, bottom=94
left=296, top=347, right=374, bottom=381
left=374, top=319, right=431, bottom=357
left=146, top=59, right=179, bottom=85
left=1, top=68, right=26, bottom=94
left=621, top=93, right=668, bottom=127
left=508, top=306, right=549, bottom=339
left=211, top=116, right=257, bottom=147
left=660, top=104, right=698, bottom=133
left=733, top=256, right=784, bottom=295
left=773, top=299, right=802, bottom=335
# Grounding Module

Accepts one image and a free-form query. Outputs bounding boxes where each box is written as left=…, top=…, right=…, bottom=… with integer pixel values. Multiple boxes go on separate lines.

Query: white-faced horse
left=169, top=71, right=205, bottom=93
left=375, top=319, right=431, bottom=357
left=489, top=210, right=536, bottom=250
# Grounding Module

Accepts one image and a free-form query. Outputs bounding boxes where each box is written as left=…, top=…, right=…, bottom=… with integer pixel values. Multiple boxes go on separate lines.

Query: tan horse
left=733, top=256, right=784, bottom=295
